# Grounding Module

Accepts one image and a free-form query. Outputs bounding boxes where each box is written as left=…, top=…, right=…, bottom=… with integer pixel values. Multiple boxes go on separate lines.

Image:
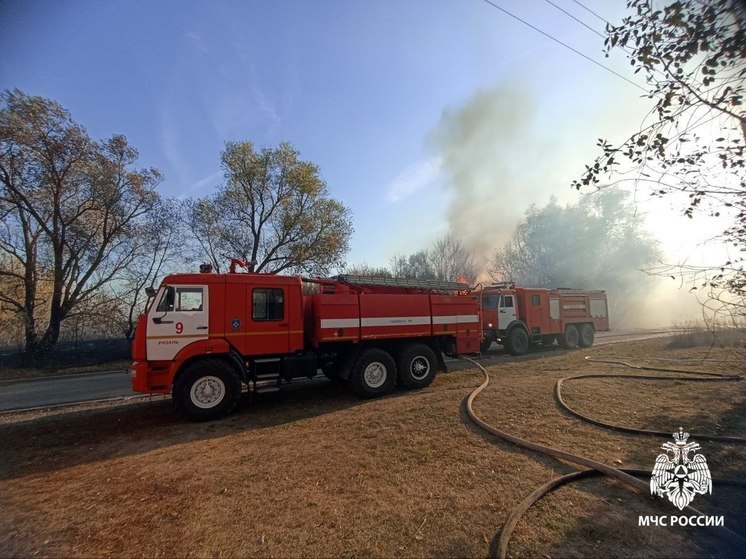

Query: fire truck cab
left=477, top=285, right=609, bottom=355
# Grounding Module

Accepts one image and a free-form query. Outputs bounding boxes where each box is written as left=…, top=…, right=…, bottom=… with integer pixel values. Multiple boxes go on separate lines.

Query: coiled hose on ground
left=461, top=354, right=746, bottom=558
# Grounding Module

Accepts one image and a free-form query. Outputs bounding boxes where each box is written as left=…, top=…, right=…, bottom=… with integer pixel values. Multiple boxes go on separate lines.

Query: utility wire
left=557, top=0, right=636, bottom=60
left=479, top=0, right=647, bottom=93
left=569, top=0, right=611, bottom=25
left=542, top=0, right=605, bottom=39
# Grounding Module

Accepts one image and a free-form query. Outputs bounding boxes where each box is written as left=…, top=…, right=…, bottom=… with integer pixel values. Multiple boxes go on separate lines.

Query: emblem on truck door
left=231, top=318, right=241, bottom=331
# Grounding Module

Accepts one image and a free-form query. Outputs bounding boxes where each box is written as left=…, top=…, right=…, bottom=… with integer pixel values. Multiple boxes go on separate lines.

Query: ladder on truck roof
left=553, top=288, right=606, bottom=294
left=337, top=275, right=470, bottom=291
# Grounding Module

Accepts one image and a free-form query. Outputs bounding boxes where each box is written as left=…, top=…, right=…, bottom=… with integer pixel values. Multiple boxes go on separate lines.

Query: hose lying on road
left=461, top=355, right=746, bottom=558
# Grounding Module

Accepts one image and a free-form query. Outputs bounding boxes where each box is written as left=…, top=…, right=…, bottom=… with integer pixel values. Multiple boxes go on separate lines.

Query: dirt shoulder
left=1, top=339, right=744, bottom=558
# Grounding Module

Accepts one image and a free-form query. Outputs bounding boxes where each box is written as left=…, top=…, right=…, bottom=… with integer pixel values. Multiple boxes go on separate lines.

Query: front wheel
left=397, top=343, right=437, bottom=389
left=505, top=328, right=529, bottom=356
left=173, top=359, right=242, bottom=421
left=349, top=348, right=397, bottom=398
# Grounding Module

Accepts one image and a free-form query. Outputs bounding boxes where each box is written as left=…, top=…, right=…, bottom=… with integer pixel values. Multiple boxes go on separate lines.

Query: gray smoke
left=428, top=85, right=528, bottom=266
left=426, top=83, right=702, bottom=328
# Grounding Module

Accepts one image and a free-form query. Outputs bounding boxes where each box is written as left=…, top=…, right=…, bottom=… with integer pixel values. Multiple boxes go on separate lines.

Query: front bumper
left=131, top=361, right=172, bottom=394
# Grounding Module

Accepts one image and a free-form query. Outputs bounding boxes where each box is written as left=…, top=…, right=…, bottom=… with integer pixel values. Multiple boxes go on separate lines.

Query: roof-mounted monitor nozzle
left=229, top=258, right=256, bottom=273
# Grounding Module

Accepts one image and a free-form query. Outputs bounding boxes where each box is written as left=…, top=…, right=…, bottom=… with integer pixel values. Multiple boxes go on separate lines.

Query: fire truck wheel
left=173, top=359, right=242, bottom=421
left=349, top=348, right=397, bottom=398
left=559, top=324, right=579, bottom=349
left=397, top=343, right=437, bottom=389
left=505, top=328, right=529, bottom=356
left=578, top=324, right=595, bottom=347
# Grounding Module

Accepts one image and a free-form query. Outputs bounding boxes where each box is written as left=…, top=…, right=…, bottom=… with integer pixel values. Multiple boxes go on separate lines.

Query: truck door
left=499, top=294, right=517, bottom=327
left=248, top=286, right=290, bottom=355
left=481, top=293, right=499, bottom=331
left=146, top=285, right=209, bottom=361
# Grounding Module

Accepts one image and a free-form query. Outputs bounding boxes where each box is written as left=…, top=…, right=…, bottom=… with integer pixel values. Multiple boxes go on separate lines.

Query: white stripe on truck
left=432, top=314, right=479, bottom=324
left=320, top=315, right=479, bottom=329
left=361, top=316, right=431, bottom=327
left=320, top=318, right=360, bottom=329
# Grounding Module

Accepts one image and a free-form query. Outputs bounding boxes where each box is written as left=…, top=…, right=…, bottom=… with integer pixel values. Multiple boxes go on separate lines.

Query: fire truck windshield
left=155, top=286, right=176, bottom=313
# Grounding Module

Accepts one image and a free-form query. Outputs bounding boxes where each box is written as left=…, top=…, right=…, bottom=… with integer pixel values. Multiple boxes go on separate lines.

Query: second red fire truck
left=475, top=284, right=609, bottom=354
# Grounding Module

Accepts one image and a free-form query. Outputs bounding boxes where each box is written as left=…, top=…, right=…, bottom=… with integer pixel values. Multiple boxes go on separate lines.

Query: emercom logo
left=650, top=427, right=712, bottom=510
left=638, top=428, right=724, bottom=529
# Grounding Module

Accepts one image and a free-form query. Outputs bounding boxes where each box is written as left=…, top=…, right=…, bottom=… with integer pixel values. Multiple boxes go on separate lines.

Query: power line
left=569, top=0, right=611, bottom=26
left=559, top=0, right=636, bottom=59
left=478, top=0, right=647, bottom=93
left=542, top=0, right=605, bottom=39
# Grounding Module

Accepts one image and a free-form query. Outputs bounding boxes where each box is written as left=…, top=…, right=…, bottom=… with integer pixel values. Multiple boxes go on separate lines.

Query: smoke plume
left=427, top=83, right=703, bottom=328
left=428, top=83, right=568, bottom=272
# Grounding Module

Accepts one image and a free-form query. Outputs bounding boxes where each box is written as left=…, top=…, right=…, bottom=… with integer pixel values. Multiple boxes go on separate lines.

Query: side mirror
left=145, top=287, right=156, bottom=298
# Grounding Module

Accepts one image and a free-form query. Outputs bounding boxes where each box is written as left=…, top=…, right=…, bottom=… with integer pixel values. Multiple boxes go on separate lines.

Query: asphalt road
left=0, top=370, right=134, bottom=412
left=0, top=329, right=670, bottom=413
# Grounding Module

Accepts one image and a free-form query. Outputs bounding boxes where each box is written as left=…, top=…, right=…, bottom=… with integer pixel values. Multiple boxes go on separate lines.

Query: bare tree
left=428, top=234, right=477, bottom=283
left=0, top=90, right=162, bottom=351
left=186, top=141, right=353, bottom=276
left=342, top=263, right=392, bottom=278
left=112, top=198, right=182, bottom=340
left=182, top=197, right=226, bottom=272
left=389, top=235, right=476, bottom=283
left=390, top=250, right=435, bottom=279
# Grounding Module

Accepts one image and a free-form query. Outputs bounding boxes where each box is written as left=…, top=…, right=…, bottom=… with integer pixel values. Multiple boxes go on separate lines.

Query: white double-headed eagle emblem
left=650, top=427, right=712, bottom=510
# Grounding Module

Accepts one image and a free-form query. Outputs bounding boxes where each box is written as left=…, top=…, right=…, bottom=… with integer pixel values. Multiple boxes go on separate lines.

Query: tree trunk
left=41, top=233, right=66, bottom=350
left=40, top=305, right=63, bottom=349
left=23, top=310, right=39, bottom=353
left=124, top=311, right=136, bottom=341
left=22, top=250, right=39, bottom=353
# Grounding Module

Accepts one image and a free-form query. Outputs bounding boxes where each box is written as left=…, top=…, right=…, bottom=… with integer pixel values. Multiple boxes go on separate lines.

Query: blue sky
left=1, top=0, right=711, bottom=275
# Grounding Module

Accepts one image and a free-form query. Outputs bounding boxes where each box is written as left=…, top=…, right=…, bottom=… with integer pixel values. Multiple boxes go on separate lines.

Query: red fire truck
left=131, top=264, right=481, bottom=421
left=476, top=284, right=609, bottom=355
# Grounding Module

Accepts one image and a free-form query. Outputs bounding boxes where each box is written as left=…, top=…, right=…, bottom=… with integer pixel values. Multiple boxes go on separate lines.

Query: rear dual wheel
left=348, top=344, right=438, bottom=397
left=578, top=324, right=595, bottom=348
left=397, top=343, right=437, bottom=389
left=348, top=348, right=397, bottom=398
left=559, top=324, right=579, bottom=349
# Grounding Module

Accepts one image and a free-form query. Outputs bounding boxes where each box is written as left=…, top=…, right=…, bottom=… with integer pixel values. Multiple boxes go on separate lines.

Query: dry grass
left=0, top=338, right=744, bottom=558
left=667, top=320, right=746, bottom=350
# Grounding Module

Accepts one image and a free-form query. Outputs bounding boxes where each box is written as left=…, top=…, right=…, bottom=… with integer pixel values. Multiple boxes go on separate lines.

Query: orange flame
left=456, top=273, right=470, bottom=295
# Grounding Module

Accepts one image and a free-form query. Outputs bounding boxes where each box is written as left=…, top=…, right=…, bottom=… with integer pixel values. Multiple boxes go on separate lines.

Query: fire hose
left=461, top=355, right=746, bottom=558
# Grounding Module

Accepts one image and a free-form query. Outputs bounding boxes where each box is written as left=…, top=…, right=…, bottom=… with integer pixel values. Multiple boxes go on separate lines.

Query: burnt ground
left=0, top=338, right=744, bottom=558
